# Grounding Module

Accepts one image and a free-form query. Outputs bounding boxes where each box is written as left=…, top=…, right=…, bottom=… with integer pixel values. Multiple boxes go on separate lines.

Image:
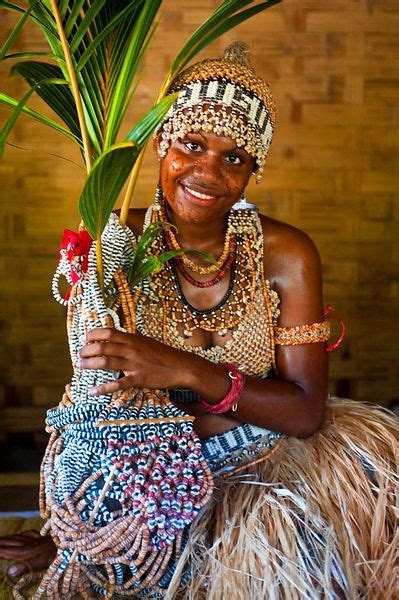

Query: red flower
left=59, top=228, right=93, bottom=284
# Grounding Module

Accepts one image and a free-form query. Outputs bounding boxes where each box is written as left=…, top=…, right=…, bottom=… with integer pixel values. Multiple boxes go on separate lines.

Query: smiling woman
left=1, top=41, right=398, bottom=600
left=157, top=131, right=255, bottom=224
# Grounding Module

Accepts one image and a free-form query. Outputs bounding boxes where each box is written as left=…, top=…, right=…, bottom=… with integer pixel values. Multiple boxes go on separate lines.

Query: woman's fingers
left=79, top=355, right=130, bottom=372
left=79, top=341, right=127, bottom=359
left=79, top=330, right=140, bottom=372
left=89, top=376, right=133, bottom=396
left=85, top=327, right=135, bottom=345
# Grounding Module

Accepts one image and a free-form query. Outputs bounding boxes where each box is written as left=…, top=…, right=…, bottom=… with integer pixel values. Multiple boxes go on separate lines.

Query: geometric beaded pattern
left=170, top=58, right=276, bottom=125
left=201, top=421, right=283, bottom=475
left=136, top=206, right=280, bottom=377
left=169, top=387, right=283, bottom=476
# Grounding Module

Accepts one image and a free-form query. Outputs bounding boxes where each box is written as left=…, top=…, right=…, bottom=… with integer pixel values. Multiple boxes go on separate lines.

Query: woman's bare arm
left=184, top=218, right=328, bottom=438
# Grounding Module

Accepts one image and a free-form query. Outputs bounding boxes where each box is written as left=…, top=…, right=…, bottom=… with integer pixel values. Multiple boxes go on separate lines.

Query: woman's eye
left=226, top=154, right=242, bottom=165
left=184, top=141, right=201, bottom=152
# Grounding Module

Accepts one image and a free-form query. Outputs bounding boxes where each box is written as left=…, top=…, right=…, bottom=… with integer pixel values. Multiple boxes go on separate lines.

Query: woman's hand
left=79, top=329, right=241, bottom=439
left=79, top=328, right=191, bottom=395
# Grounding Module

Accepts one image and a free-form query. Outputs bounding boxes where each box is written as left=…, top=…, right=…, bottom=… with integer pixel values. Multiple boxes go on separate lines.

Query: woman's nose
left=192, top=152, right=223, bottom=183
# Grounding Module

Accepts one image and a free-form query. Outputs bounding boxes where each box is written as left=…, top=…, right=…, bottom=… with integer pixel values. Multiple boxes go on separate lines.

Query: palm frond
left=0, top=77, right=68, bottom=156
left=1, top=0, right=283, bottom=288
left=49, top=0, right=94, bottom=169
left=0, top=1, right=25, bottom=14
left=79, top=94, right=175, bottom=240
left=2, top=51, right=54, bottom=59
left=103, top=0, right=162, bottom=149
left=129, top=245, right=217, bottom=288
left=78, top=142, right=138, bottom=240
left=0, top=3, right=34, bottom=60
left=128, top=221, right=166, bottom=280
left=0, top=91, right=80, bottom=143
left=12, top=1, right=162, bottom=158
left=163, top=0, right=283, bottom=94
left=12, top=61, right=81, bottom=144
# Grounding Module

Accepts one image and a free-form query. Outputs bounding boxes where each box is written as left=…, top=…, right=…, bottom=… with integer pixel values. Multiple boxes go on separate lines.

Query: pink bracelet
left=199, top=363, right=245, bottom=414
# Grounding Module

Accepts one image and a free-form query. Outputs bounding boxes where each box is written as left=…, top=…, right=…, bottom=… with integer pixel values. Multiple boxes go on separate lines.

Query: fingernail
left=8, top=566, right=18, bottom=575
left=89, top=387, right=98, bottom=395
left=76, top=359, right=81, bottom=368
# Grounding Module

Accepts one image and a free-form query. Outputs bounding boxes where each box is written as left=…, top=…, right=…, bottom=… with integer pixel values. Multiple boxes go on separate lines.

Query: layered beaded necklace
left=160, top=199, right=237, bottom=289
left=166, top=229, right=236, bottom=288
left=149, top=193, right=263, bottom=338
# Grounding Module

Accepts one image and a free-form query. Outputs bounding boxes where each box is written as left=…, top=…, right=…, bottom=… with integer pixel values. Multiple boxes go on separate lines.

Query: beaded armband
left=274, top=320, right=330, bottom=346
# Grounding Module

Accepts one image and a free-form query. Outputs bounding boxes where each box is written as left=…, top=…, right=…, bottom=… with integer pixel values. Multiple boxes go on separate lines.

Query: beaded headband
left=157, top=42, right=275, bottom=182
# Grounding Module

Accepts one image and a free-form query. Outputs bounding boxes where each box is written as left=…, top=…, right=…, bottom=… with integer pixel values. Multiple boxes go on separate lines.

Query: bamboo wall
left=1, top=0, right=398, bottom=449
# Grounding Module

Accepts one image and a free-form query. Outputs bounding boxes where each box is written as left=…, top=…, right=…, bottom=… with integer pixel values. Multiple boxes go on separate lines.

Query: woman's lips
left=180, top=184, right=221, bottom=206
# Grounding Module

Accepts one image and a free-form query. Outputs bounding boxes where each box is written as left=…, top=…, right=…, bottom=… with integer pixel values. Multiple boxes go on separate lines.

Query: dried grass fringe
left=29, top=398, right=396, bottom=600
left=159, top=398, right=398, bottom=600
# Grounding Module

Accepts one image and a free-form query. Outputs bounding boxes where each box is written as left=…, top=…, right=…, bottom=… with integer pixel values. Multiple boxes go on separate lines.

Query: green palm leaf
left=165, top=0, right=283, bottom=91
left=0, top=1, right=55, bottom=32
left=73, top=3, right=138, bottom=70
left=79, top=94, right=176, bottom=239
left=12, top=61, right=81, bottom=144
left=128, top=221, right=166, bottom=279
left=0, top=92, right=80, bottom=143
left=1, top=0, right=283, bottom=289
left=103, top=0, right=162, bottom=149
left=129, top=255, right=164, bottom=288
left=0, top=2, right=24, bottom=13
left=128, top=244, right=217, bottom=288
left=0, top=77, right=68, bottom=156
left=2, top=51, right=54, bottom=59
left=79, top=142, right=138, bottom=240
left=17, top=1, right=161, bottom=157
left=0, top=4, right=34, bottom=60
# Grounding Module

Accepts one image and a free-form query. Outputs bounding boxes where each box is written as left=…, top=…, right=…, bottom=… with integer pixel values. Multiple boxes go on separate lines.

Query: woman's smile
left=180, top=183, right=221, bottom=206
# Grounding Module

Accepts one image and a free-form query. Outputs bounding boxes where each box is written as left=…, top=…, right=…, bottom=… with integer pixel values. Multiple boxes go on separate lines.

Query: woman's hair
left=156, top=42, right=275, bottom=182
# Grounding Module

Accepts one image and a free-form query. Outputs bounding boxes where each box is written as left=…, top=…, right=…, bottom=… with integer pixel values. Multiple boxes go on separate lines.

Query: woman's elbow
left=297, top=395, right=326, bottom=438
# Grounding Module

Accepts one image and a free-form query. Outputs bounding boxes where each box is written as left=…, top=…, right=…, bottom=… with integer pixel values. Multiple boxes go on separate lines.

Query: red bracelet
left=199, top=363, right=245, bottom=414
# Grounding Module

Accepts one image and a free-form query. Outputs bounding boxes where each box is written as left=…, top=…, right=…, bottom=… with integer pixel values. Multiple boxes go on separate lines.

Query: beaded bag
left=19, top=214, right=214, bottom=599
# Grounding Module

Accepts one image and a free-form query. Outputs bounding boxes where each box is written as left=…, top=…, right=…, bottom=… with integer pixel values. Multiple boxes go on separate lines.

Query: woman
left=1, top=44, right=397, bottom=599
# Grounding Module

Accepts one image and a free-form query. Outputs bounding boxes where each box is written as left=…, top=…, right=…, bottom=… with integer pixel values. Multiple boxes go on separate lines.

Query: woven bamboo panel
left=0, top=0, right=398, bottom=450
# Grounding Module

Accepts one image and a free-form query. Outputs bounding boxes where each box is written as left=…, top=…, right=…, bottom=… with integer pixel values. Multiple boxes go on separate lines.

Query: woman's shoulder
left=258, top=213, right=321, bottom=285
left=113, top=208, right=147, bottom=238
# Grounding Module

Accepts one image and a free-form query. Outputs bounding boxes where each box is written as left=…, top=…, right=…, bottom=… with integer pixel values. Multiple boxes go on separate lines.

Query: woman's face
left=155, top=130, right=255, bottom=226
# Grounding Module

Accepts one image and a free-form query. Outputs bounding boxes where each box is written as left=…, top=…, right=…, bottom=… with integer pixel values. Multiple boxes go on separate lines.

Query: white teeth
left=185, top=186, right=215, bottom=200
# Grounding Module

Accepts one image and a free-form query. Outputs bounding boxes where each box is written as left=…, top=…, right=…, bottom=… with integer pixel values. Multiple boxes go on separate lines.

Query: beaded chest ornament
left=21, top=215, right=214, bottom=599
left=148, top=188, right=264, bottom=341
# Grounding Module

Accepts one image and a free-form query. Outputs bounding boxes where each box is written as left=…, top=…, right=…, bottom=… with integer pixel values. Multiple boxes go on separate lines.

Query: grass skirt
left=157, top=398, right=398, bottom=600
